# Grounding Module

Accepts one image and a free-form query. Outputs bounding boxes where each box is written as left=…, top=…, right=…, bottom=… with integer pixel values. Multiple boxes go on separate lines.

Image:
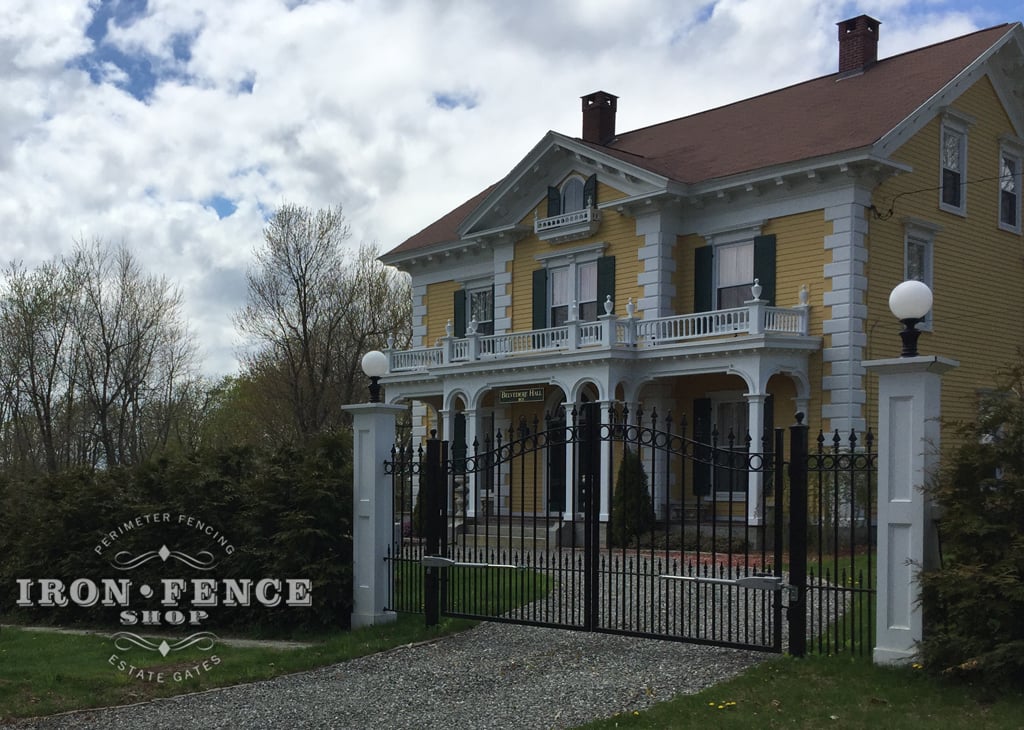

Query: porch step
left=451, top=519, right=562, bottom=550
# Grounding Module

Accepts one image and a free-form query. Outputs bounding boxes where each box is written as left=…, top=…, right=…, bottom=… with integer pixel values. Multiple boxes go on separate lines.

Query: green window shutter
left=597, top=255, right=615, bottom=313
left=453, top=289, right=466, bottom=337
left=694, top=246, right=714, bottom=313
left=546, top=186, right=561, bottom=217
left=532, top=268, right=548, bottom=330
left=753, top=234, right=776, bottom=305
left=583, top=174, right=598, bottom=208
left=693, top=397, right=713, bottom=496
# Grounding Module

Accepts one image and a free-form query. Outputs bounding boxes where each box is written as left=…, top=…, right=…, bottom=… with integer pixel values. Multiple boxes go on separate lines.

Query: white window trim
left=998, top=137, right=1023, bottom=234
left=460, top=275, right=495, bottom=334
left=938, top=109, right=974, bottom=217
left=902, top=217, right=940, bottom=332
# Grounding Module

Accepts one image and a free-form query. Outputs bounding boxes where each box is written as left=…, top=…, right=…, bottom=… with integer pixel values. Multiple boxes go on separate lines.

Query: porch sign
left=498, top=387, right=545, bottom=404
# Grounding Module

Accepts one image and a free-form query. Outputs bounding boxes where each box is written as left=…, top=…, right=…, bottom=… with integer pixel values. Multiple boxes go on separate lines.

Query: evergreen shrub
left=608, top=447, right=655, bottom=548
left=918, top=359, right=1024, bottom=686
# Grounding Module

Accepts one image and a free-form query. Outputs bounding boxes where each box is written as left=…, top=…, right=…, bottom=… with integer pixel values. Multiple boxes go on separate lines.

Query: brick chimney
left=581, top=91, right=618, bottom=145
left=837, top=15, right=880, bottom=74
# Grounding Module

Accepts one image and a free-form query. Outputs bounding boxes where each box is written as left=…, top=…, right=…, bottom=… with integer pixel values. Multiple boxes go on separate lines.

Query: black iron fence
left=382, top=408, right=877, bottom=657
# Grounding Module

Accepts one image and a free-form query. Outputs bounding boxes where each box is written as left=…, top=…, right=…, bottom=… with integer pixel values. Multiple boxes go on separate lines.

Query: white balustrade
left=534, top=207, right=599, bottom=233
left=389, top=347, right=442, bottom=371
left=387, top=304, right=809, bottom=369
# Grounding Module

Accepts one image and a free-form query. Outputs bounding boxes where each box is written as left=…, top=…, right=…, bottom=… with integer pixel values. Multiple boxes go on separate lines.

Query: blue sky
left=0, top=0, right=1020, bottom=375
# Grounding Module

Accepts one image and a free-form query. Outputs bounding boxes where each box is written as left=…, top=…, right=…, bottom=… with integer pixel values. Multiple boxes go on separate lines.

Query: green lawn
left=583, top=654, right=1024, bottom=729
left=0, top=561, right=551, bottom=722
left=0, top=616, right=472, bottom=721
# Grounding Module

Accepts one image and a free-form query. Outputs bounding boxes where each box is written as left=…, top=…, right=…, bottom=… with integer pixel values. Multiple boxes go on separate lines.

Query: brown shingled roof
left=384, top=23, right=1015, bottom=259
left=603, top=23, right=1013, bottom=184
left=382, top=184, right=496, bottom=259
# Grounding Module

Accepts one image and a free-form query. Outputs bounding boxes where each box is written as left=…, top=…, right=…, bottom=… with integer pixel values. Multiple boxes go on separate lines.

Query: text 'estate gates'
left=384, top=405, right=876, bottom=657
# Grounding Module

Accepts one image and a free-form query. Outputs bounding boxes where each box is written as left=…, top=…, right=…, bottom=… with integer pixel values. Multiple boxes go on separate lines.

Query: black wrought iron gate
left=384, top=407, right=876, bottom=656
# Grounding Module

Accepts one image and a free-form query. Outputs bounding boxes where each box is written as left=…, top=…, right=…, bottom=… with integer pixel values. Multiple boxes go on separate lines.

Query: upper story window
left=999, top=146, right=1021, bottom=233
left=550, top=260, right=598, bottom=326
left=468, top=286, right=494, bottom=335
left=531, top=249, right=615, bottom=330
left=453, top=283, right=494, bottom=337
left=716, top=242, right=754, bottom=309
left=561, top=177, right=585, bottom=213
left=693, top=230, right=776, bottom=313
left=536, top=174, right=601, bottom=243
left=903, top=218, right=940, bottom=329
left=939, top=110, right=973, bottom=216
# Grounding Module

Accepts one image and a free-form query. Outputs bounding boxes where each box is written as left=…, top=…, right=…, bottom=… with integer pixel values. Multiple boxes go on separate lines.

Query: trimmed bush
left=608, top=447, right=655, bottom=548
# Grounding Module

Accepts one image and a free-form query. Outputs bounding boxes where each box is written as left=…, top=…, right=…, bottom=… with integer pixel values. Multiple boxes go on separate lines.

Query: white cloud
left=0, top=0, right=1014, bottom=375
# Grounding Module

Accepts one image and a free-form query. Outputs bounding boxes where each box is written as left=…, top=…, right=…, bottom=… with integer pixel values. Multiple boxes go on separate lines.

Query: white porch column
left=599, top=400, right=613, bottom=522
left=464, top=408, right=478, bottom=519
left=562, top=401, right=576, bottom=520
left=744, top=393, right=767, bottom=525
left=863, top=355, right=957, bottom=665
left=342, top=402, right=406, bottom=629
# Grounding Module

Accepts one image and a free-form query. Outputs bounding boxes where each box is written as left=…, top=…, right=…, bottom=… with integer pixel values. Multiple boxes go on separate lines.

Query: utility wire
left=870, top=169, right=1022, bottom=221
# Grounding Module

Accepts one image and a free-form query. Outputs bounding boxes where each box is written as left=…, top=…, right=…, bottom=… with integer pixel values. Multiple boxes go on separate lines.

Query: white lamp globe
left=888, top=280, right=933, bottom=321
left=361, top=350, right=388, bottom=377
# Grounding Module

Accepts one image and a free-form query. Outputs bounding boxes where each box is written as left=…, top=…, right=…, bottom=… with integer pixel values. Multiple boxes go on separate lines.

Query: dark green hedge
left=918, top=361, right=1024, bottom=687
left=0, top=433, right=352, bottom=635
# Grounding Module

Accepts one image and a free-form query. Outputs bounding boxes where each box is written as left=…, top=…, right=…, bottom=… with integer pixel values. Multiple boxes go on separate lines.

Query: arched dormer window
left=545, top=174, right=597, bottom=217
left=561, top=177, right=585, bottom=213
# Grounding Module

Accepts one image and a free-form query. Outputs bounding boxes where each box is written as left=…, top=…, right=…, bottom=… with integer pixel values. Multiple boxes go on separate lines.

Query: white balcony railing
left=533, top=207, right=601, bottom=242
left=386, top=301, right=810, bottom=372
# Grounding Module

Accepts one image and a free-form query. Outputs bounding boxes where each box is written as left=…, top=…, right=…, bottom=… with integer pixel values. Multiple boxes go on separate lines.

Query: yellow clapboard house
left=379, top=15, right=1024, bottom=526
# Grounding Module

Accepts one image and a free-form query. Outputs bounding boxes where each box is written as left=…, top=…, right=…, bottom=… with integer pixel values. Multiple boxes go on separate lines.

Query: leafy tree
left=608, top=447, right=655, bottom=548
left=918, top=356, right=1024, bottom=687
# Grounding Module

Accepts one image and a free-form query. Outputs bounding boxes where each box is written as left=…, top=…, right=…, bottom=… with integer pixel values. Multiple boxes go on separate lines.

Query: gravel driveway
left=13, top=620, right=767, bottom=729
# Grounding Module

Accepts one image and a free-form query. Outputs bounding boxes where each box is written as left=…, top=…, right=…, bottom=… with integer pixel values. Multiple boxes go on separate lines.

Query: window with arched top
left=545, top=174, right=598, bottom=217
left=561, top=177, right=585, bottom=213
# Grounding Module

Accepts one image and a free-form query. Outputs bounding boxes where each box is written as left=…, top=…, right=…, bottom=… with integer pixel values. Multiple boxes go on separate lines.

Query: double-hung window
left=468, top=287, right=494, bottom=335
left=550, top=260, right=598, bottom=326
left=693, top=231, right=776, bottom=313
left=939, top=111, right=973, bottom=216
left=453, top=283, right=494, bottom=337
left=532, top=252, right=614, bottom=330
left=716, top=242, right=755, bottom=309
left=903, top=218, right=939, bottom=329
left=999, top=144, right=1022, bottom=233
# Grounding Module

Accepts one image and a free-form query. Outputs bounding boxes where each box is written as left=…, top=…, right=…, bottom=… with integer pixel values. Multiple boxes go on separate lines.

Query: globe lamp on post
left=360, top=350, right=388, bottom=403
left=888, top=281, right=933, bottom=358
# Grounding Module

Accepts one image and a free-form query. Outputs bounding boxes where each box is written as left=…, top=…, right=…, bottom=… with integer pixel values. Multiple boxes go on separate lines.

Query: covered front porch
left=382, top=303, right=820, bottom=529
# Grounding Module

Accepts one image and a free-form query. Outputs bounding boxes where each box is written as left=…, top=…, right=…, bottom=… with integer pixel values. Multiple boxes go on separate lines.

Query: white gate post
left=863, top=354, right=957, bottom=665
left=343, top=401, right=406, bottom=628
